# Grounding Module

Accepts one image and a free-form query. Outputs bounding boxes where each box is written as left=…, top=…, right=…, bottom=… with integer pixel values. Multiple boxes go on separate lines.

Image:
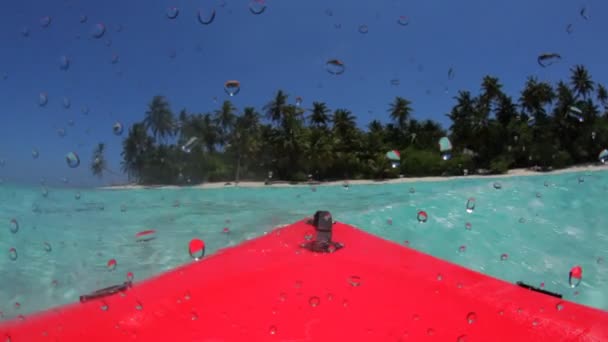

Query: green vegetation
left=107, top=65, right=608, bottom=185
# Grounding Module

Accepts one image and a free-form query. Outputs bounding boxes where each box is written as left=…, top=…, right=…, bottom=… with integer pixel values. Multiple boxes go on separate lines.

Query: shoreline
left=101, top=164, right=607, bottom=190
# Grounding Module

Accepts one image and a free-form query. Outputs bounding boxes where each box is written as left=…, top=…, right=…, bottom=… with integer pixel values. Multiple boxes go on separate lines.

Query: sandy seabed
left=101, top=164, right=607, bottom=190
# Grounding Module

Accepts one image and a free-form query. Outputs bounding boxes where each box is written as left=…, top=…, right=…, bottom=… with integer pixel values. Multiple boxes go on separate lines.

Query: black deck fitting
left=79, top=281, right=132, bottom=303
left=302, top=210, right=344, bottom=253
left=313, top=210, right=333, bottom=242
left=516, top=281, right=563, bottom=299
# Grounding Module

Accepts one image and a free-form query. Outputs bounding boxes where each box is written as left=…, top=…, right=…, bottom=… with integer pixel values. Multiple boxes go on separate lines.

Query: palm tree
left=447, top=91, right=476, bottom=150
left=194, top=113, right=220, bottom=153
left=272, top=105, right=307, bottom=179
left=570, top=65, right=594, bottom=100
left=121, top=123, right=154, bottom=181
left=231, top=107, right=261, bottom=182
left=214, top=100, right=236, bottom=145
left=389, top=97, right=412, bottom=132
left=495, top=95, right=517, bottom=127
left=480, top=76, right=503, bottom=102
left=331, top=109, right=360, bottom=178
left=91, top=143, right=107, bottom=179
left=597, top=84, right=608, bottom=114
left=264, top=90, right=288, bottom=125
left=309, top=102, right=331, bottom=128
left=332, top=109, right=357, bottom=138
left=144, top=96, right=175, bottom=143
left=519, top=77, right=555, bottom=124
left=412, top=120, right=446, bottom=150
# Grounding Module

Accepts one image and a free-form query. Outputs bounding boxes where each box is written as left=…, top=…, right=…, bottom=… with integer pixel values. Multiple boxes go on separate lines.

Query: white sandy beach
left=101, top=164, right=608, bottom=190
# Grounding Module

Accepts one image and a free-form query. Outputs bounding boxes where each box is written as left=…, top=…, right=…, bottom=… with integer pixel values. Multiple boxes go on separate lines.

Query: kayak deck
left=2, top=213, right=608, bottom=341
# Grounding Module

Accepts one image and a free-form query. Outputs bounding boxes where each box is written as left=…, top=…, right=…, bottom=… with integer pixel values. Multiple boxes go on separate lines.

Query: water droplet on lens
left=397, top=15, right=409, bottom=26
left=532, top=319, right=539, bottom=326
left=518, top=217, right=526, bottom=223
left=304, top=231, right=313, bottom=241
left=113, top=122, right=123, bottom=135
left=436, top=273, right=443, bottom=281
left=409, top=187, right=415, bottom=193
left=135, top=300, right=143, bottom=310
left=100, top=301, right=109, bottom=311
left=166, top=7, right=179, bottom=19
left=43, top=242, right=52, bottom=252
left=325, top=59, right=345, bottom=75
left=348, top=275, right=361, bottom=287
left=92, top=23, right=106, bottom=38
left=8, top=247, right=17, bottom=261
left=224, top=80, right=240, bottom=96
left=426, top=328, right=435, bottom=336
left=59, top=55, right=70, bottom=70
left=66, top=152, right=80, bottom=168
left=39, top=93, right=48, bottom=107
left=40, top=16, right=52, bottom=28
left=309, top=296, right=320, bottom=307
left=500, top=253, right=508, bottom=261
left=458, top=245, right=467, bottom=253
left=191, top=311, right=199, bottom=320
left=197, top=8, right=216, bottom=25
left=9, top=219, right=19, bottom=234
left=21, top=27, right=30, bottom=37
left=417, top=210, right=428, bottom=223
left=80, top=14, right=88, bottom=23
left=269, top=325, right=277, bottom=335
left=493, top=182, right=502, bottom=189
left=75, top=192, right=81, bottom=200
left=189, top=239, right=206, bottom=260
left=107, top=258, right=117, bottom=271
left=569, top=265, right=582, bottom=288
left=358, top=24, right=368, bottom=34
left=578, top=176, right=584, bottom=183
left=465, top=222, right=472, bottom=230
left=127, top=271, right=134, bottom=282
left=556, top=302, right=564, bottom=311
left=466, top=312, right=477, bottom=324
left=249, top=0, right=267, bottom=15
left=466, top=198, right=475, bottom=213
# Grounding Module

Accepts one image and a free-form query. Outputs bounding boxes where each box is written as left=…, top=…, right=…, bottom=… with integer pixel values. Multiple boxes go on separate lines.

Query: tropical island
left=92, top=65, right=608, bottom=185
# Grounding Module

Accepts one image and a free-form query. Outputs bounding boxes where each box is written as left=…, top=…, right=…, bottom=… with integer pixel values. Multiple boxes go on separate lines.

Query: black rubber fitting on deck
left=516, top=281, right=563, bottom=299
left=302, top=210, right=344, bottom=253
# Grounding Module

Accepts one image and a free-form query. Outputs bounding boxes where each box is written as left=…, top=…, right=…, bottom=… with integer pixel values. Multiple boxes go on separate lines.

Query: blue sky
left=0, top=0, right=606, bottom=187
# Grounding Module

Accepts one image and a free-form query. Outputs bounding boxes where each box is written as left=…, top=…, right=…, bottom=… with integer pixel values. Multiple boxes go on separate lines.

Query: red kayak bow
left=2, top=210, right=607, bottom=341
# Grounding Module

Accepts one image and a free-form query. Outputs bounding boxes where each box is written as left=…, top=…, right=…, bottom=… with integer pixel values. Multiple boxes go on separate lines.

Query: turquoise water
left=1, top=170, right=608, bottom=320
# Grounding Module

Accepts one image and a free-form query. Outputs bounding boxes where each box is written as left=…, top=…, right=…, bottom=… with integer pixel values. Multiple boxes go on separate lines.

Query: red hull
left=2, top=219, right=608, bottom=341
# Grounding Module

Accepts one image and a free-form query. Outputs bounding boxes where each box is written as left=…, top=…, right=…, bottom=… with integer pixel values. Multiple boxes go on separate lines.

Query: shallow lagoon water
left=1, top=170, right=608, bottom=319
